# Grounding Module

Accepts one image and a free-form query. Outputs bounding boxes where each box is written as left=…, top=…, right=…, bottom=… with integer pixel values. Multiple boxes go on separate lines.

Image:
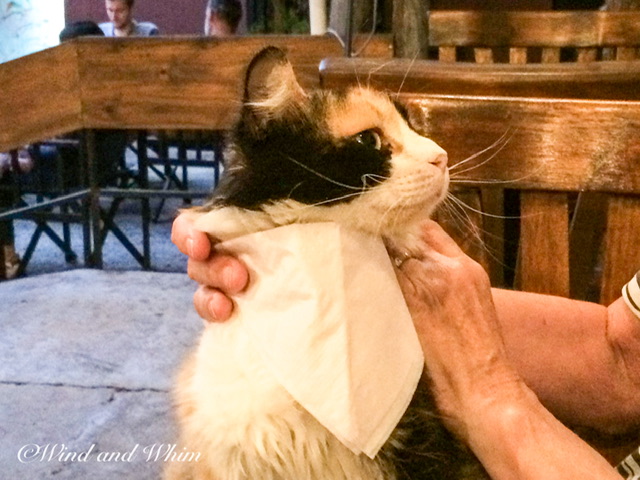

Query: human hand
left=171, top=211, right=249, bottom=322
left=394, top=220, right=524, bottom=441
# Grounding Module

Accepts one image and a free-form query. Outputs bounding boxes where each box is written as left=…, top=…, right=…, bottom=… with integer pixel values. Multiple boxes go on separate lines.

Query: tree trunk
left=392, top=0, right=430, bottom=58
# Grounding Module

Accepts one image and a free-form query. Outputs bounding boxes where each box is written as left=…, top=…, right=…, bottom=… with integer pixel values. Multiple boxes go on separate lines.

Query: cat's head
left=197, top=47, right=449, bottom=248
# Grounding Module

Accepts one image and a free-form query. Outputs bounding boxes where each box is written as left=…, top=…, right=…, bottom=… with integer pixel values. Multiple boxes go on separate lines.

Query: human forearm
left=396, top=222, right=621, bottom=479
left=464, top=382, right=620, bottom=480
left=492, top=288, right=640, bottom=434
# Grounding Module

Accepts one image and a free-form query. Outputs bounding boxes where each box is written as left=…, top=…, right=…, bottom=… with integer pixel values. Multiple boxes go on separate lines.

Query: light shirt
left=98, top=20, right=159, bottom=37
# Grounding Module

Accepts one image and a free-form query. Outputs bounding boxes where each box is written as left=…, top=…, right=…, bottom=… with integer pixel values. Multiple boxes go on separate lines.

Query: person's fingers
left=187, top=254, right=249, bottom=294
left=193, top=285, right=235, bottom=323
left=171, top=211, right=212, bottom=261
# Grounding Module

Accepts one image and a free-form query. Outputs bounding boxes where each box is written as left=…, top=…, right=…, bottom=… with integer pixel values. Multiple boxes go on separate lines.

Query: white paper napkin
left=200, top=221, right=424, bottom=458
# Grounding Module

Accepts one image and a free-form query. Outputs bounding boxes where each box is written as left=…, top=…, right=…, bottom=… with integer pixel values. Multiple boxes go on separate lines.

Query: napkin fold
left=205, top=221, right=424, bottom=458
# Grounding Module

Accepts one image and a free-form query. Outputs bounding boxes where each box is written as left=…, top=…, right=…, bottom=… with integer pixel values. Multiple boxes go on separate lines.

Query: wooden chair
left=388, top=9, right=640, bottom=297
left=321, top=60, right=640, bottom=307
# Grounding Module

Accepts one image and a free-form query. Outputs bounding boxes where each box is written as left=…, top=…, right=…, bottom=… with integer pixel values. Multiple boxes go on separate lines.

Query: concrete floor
left=0, top=269, right=204, bottom=479
left=0, top=143, right=219, bottom=479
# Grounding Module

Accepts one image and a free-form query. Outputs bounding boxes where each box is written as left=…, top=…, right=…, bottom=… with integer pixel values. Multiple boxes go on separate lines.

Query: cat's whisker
left=438, top=199, right=484, bottom=248
left=451, top=162, right=547, bottom=186
left=440, top=196, right=512, bottom=270
left=304, top=191, right=367, bottom=208
left=395, top=51, right=419, bottom=98
left=284, top=155, right=363, bottom=191
left=365, top=59, right=397, bottom=90
left=361, top=173, right=389, bottom=187
left=376, top=194, right=411, bottom=237
left=350, top=55, right=363, bottom=90
left=448, top=140, right=509, bottom=178
left=448, top=128, right=513, bottom=174
left=450, top=177, right=519, bottom=186
left=446, top=193, right=521, bottom=220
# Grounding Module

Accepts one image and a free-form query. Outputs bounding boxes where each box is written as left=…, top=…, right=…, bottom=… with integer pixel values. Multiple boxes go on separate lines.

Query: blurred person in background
left=99, top=0, right=159, bottom=37
left=204, top=0, right=242, bottom=37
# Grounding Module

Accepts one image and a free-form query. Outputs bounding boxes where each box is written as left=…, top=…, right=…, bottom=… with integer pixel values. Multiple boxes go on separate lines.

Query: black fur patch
left=209, top=93, right=392, bottom=210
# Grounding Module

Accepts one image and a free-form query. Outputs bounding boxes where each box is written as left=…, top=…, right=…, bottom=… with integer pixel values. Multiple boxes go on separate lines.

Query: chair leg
left=99, top=198, right=123, bottom=246
left=20, top=224, right=45, bottom=272
left=82, top=199, right=94, bottom=267
left=100, top=206, right=148, bottom=268
left=0, top=243, right=6, bottom=279
left=40, top=223, right=77, bottom=263
left=61, top=205, right=76, bottom=263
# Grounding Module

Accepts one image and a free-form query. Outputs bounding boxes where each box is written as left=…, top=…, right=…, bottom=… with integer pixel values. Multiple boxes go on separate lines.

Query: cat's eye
left=354, top=130, right=382, bottom=150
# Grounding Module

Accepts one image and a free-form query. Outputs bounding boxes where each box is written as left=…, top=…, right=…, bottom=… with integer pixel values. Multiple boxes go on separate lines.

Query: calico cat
left=166, top=47, right=489, bottom=480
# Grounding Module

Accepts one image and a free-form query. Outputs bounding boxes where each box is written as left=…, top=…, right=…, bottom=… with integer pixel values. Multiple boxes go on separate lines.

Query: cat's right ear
left=242, top=46, right=306, bottom=123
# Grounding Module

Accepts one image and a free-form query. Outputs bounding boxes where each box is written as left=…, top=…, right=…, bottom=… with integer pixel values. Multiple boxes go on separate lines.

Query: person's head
left=105, top=0, right=135, bottom=30
left=59, top=20, right=105, bottom=42
left=205, top=0, right=242, bottom=37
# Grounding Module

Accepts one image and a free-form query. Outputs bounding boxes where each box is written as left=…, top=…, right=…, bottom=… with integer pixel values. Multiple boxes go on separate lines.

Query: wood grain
left=320, top=57, right=640, bottom=100
left=517, top=192, right=570, bottom=297
left=403, top=94, right=640, bottom=194
left=429, top=11, right=640, bottom=47
left=601, top=196, right=640, bottom=304
left=0, top=35, right=392, bottom=152
left=0, top=43, right=83, bottom=151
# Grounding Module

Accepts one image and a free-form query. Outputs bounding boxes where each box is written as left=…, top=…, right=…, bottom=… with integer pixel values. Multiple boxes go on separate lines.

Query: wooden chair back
left=392, top=10, right=640, bottom=300
left=428, top=10, right=640, bottom=63
left=321, top=61, right=640, bottom=306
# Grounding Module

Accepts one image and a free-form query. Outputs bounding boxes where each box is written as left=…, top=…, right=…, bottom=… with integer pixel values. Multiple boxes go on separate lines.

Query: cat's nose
left=430, top=153, right=448, bottom=171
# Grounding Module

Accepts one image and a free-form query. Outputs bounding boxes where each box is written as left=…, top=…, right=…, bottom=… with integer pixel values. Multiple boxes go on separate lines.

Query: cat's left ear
left=242, top=46, right=306, bottom=120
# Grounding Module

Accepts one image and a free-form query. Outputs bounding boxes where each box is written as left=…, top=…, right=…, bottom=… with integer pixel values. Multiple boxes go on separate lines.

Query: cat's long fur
left=166, top=47, right=489, bottom=480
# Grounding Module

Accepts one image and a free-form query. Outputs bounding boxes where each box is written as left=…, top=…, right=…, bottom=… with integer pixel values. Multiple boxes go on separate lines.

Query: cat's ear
left=242, top=46, right=306, bottom=121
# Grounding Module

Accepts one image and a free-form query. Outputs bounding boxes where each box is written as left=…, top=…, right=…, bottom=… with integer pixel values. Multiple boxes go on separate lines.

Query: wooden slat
left=616, top=47, right=640, bottom=60
left=0, top=43, right=83, bottom=151
left=319, top=57, right=640, bottom=100
left=541, top=48, right=561, bottom=63
left=438, top=46, right=456, bottom=62
left=577, top=47, right=598, bottom=62
left=517, top=192, right=570, bottom=297
left=600, top=196, right=640, bottom=305
left=509, top=47, right=528, bottom=64
left=402, top=94, right=640, bottom=195
left=474, top=47, right=494, bottom=64
left=429, top=11, right=640, bottom=48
